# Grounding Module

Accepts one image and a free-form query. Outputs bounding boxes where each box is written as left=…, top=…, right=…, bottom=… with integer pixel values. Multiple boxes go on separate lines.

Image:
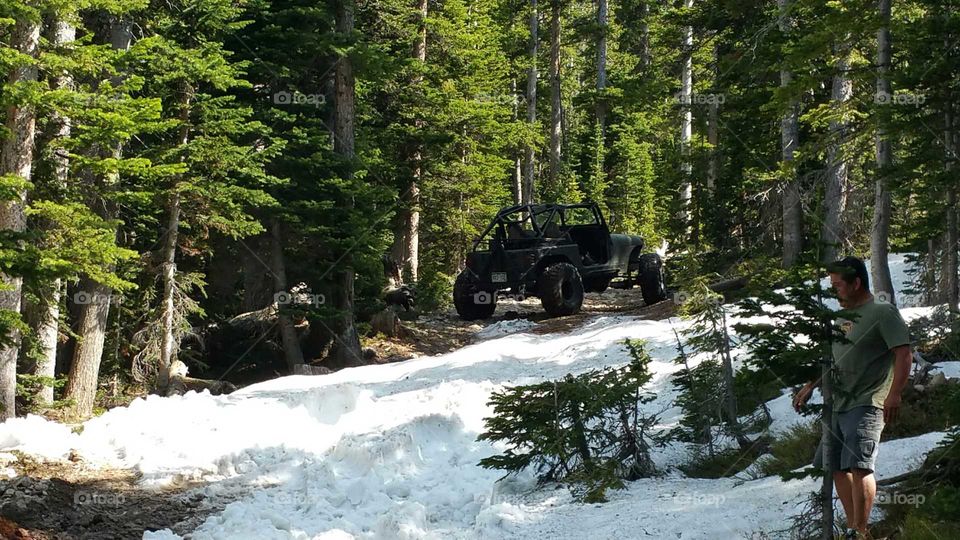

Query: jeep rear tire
left=538, top=262, right=584, bottom=317
left=454, top=272, right=497, bottom=320
left=638, top=253, right=667, bottom=306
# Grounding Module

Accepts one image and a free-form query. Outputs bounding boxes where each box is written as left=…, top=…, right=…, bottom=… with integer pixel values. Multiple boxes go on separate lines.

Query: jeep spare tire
left=638, top=253, right=667, bottom=306
left=538, top=262, right=584, bottom=317
left=454, top=271, right=497, bottom=320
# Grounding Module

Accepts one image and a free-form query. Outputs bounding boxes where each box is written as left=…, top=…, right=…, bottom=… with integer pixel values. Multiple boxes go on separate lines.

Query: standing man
left=793, top=256, right=913, bottom=539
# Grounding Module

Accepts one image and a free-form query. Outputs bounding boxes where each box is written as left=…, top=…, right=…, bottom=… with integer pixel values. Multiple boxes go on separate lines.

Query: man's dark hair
left=827, top=256, right=870, bottom=291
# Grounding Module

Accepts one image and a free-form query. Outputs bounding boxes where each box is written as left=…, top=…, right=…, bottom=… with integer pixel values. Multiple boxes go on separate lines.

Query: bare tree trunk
left=821, top=41, right=852, bottom=264
left=818, top=286, right=835, bottom=539
left=270, top=220, right=305, bottom=369
left=871, top=0, right=895, bottom=304
left=27, top=16, right=75, bottom=405
left=388, top=0, right=427, bottom=284
left=945, top=111, right=958, bottom=312
left=820, top=359, right=835, bottom=540
left=523, top=0, right=538, bottom=204
left=330, top=0, right=364, bottom=370
left=512, top=80, right=522, bottom=204
left=64, top=278, right=111, bottom=417
left=241, top=234, right=272, bottom=312
left=64, top=17, right=132, bottom=419
left=706, top=43, right=719, bottom=195
left=640, top=1, right=651, bottom=69
left=596, top=0, right=608, bottom=136
left=779, top=0, right=802, bottom=268
left=157, top=86, right=192, bottom=389
left=158, top=192, right=181, bottom=388
left=679, top=0, right=693, bottom=229
left=548, top=0, right=562, bottom=199
left=927, top=238, right=940, bottom=305
left=0, top=14, right=41, bottom=421
left=406, top=0, right=426, bottom=283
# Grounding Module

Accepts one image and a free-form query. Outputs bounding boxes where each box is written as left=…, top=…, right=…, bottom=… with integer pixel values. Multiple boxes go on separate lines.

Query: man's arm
left=883, top=344, right=912, bottom=423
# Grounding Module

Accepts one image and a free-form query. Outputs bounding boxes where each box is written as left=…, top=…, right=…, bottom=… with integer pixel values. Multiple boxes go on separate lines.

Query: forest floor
left=0, top=452, right=228, bottom=539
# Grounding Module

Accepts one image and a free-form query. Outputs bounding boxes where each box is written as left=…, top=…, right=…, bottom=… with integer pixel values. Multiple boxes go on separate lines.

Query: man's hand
left=883, top=392, right=902, bottom=424
left=793, top=383, right=815, bottom=413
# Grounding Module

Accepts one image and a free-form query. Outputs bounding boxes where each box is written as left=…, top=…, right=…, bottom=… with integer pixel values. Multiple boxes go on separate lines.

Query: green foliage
left=757, top=420, right=822, bottom=478
left=679, top=443, right=766, bottom=479
left=414, top=262, right=453, bottom=313
left=733, top=262, right=850, bottom=413
left=15, top=374, right=69, bottom=414
left=478, top=339, right=666, bottom=502
left=670, top=254, right=748, bottom=454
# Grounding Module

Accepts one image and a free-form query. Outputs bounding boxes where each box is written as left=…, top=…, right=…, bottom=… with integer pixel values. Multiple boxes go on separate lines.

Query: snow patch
left=475, top=319, right=538, bottom=339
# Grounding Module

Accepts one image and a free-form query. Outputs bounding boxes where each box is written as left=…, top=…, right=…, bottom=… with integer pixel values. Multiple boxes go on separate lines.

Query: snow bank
left=0, top=254, right=948, bottom=539
left=932, top=361, right=960, bottom=379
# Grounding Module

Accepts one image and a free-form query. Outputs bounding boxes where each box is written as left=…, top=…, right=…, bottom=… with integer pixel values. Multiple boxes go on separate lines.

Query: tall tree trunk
left=818, top=283, right=835, bottom=539
left=241, top=234, right=272, bottom=312
left=679, top=0, right=693, bottom=230
left=945, top=102, right=958, bottom=313
left=388, top=0, right=427, bottom=284
left=871, top=0, right=895, bottom=304
left=821, top=41, right=852, bottom=263
left=64, top=277, right=111, bottom=417
left=270, top=220, right=305, bottom=369
left=64, top=17, right=132, bottom=419
left=157, top=86, right=192, bottom=389
left=523, top=0, right=539, bottom=204
left=640, top=1, right=651, bottom=69
left=406, top=0, right=425, bottom=283
left=0, top=13, right=41, bottom=421
left=596, top=0, right=608, bottom=136
left=706, top=42, right=718, bottom=195
left=548, top=0, right=562, bottom=199
left=27, top=16, right=75, bottom=405
left=512, top=80, right=522, bottom=204
left=330, top=0, right=364, bottom=369
left=779, top=0, right=802, bottom=267
left=927, top=238, right=940, bottom=305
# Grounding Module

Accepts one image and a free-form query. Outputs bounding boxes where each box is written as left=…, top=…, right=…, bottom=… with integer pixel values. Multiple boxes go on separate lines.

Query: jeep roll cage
left=471, top=202, right=606, bottom=252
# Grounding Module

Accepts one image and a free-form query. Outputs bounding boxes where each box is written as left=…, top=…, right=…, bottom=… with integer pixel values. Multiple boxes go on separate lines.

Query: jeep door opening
left=453, top=203, right=667, bottom=320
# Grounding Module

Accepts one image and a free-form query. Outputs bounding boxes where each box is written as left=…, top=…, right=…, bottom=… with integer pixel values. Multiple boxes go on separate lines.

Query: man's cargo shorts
left=812, top=405, right=885, bottom=473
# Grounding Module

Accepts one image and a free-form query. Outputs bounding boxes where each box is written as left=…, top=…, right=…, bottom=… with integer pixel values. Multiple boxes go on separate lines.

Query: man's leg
left=851, top=467, right=877, bottom=534
left=833, top=470, right=856, bottom=529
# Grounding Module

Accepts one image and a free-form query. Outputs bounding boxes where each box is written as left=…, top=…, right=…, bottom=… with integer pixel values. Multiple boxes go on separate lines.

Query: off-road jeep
left=453, top=203, right=667, bottom=320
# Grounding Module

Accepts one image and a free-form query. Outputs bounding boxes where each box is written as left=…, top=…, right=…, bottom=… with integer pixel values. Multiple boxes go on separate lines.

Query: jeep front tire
left=538, top=262, right=584, bottom=317
left=454, top=272, right=497, bottom=320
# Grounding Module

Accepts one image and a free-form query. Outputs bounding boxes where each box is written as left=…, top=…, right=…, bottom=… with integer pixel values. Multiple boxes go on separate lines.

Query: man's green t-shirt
left=832, top=297, right=911, bottom=412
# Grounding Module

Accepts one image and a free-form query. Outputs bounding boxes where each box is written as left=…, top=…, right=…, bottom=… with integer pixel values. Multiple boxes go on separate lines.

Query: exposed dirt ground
left=0, top=287, right=669, bottom=540
left=0, top=453, right=230, bottom=540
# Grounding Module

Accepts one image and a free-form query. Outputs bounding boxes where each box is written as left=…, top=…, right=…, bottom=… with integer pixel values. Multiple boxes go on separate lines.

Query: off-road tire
left=538, top=262, right=584, bottom=317
left=638, top=253, right=667, bottom=306
left=454, top=272, right=497, bottom=320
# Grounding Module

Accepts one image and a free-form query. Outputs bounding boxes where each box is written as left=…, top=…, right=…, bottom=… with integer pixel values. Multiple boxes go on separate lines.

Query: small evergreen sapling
left=478, top=339, right=667, bottom=502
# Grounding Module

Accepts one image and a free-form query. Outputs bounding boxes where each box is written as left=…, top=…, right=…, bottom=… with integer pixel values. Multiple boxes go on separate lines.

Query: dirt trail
left=365, top=287, right=676, bottom=361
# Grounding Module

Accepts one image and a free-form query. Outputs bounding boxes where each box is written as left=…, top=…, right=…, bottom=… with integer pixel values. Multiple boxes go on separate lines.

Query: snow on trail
left=0, top=254, right=951, bottom=539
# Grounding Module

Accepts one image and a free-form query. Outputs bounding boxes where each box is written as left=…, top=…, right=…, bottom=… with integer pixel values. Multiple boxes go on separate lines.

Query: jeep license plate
left=491, top=272, right=507, bottom=283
